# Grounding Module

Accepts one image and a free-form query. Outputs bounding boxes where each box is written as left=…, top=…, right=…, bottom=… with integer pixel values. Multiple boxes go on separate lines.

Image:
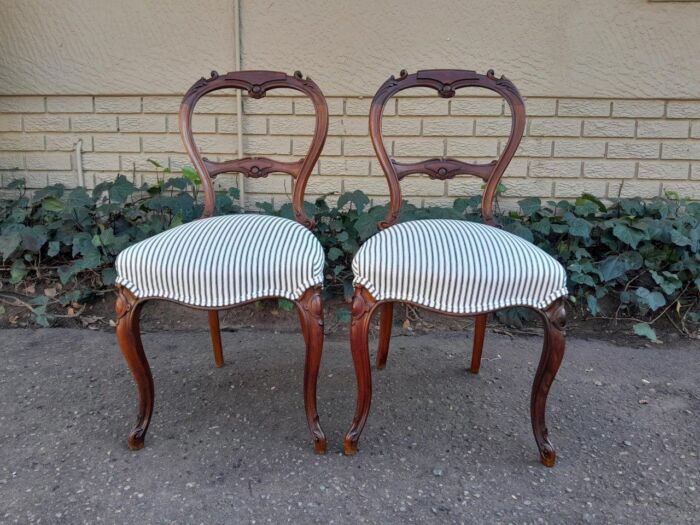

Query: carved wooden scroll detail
left=202, top=157, right=304, bottom=179
left=392, top=158, right=496, bottom=181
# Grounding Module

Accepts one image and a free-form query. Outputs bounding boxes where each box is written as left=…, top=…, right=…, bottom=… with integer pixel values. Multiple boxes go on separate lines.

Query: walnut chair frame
left=344, top=69, right=567, bottom=466
left=115, top=70, right=329, bottom=454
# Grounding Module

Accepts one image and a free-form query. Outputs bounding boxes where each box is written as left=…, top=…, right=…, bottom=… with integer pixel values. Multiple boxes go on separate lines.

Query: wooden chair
left=344, top=69, right=568, bottom=466
left=114, top=70, right=329, bottom=454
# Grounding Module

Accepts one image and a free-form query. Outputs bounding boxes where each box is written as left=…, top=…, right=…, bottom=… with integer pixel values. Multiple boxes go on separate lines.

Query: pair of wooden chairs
left=114, top=69, right=568, bottom=466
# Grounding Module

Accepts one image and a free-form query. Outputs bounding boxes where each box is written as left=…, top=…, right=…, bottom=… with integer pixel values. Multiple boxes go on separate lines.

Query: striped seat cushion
left=352, top=219, right=567, bottom=314
left=115, top=214, right=324, bottom=307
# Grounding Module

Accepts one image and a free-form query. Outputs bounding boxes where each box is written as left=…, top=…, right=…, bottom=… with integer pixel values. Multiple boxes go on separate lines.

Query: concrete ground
left=0, top=327, right=698, bottom=524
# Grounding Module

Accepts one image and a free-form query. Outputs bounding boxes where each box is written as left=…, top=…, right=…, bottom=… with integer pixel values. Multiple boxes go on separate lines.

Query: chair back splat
left=179, top=70, right=329, bottom=227
left=369, top=69, right=526, bottom=228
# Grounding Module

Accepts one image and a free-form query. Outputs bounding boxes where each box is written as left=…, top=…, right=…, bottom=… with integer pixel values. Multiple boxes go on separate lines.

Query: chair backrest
left=179, top=70, right=328, bottom=228
left=369, top=69, right=525, bottom=228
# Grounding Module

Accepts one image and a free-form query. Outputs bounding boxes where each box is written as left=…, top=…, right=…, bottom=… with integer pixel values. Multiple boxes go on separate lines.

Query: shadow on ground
left=1, top=327, right=698, bottom=523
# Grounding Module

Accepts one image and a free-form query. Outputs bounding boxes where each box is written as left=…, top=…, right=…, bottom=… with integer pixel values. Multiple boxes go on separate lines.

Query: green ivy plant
left=1, top=172, right=698, bottom=340
left=0, top=171, right=239, bottom=326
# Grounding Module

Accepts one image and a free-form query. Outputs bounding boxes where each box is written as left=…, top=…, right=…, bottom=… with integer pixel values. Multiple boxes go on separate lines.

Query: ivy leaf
left=576, top=193, right=607, bottom=213
left=277, top=203, right=296, bottom=221
left=181, top=166, right=201, bottom=186
left=163, top=177, right=188, bottom=191
left=597, top=256, right=627, bottom=281
left=635, top=287, right=666, bottom=311
left=327, top=247, right=344, bottom=261
left=72, top=232, right=100, bottom=258
left=47, top=241, right=60, bottom=257
left=343, top=280, right=355, bottom=302
left=57, top=253, right=102, bottom=285
left=32, top=184, right=64, bottom=203
left=277, top=298, right=295, bottom=312
left=10, top=259, right=28, bottom=284
left=670, top=228, right=693, bottom=247
left=20, top=225, right=48, bottom=252
left=620, top=198, right=644, bottom=216
left=7, top=178, right=25, bottom=190
left=32, top=308, right=51, bottom=327
left=65, top=187, right=92, bottom=208
left=0, top=233, right=21, bottom=260
left=335, top=307, right=351, bottom=323
left=586, top=295, right=600, bottom=316
left=40, top=196, right=65, bottom=213
left=354, top=213, right=378, bottom=241
left=565, top=214, right=592, bottom=237
left=633, top=322, right=658, bottom=342
left=108, top=175, right=137, bottom=203
left=573, top=199, right=599, bottom=217
left=650, top=270, right=681, bottom=296
left=337, top=190, right=370, bottom=213
left=530, top=217, right=551, bottom=235
left=518, top=197, right=541, bottom=216
left=571, top=272, right=595, bottom=287
left=613, top=223, right=648, bottom=249
left=101, top=267, right=117, bottom=285
left=506, top=223, right=534, bottom=242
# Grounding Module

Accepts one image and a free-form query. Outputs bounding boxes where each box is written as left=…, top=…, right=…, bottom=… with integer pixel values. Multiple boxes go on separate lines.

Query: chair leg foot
left=343, top=438, right=359, bottom=456
left=470, top=313, right=487, bottom=374
left=531, top=298, right=567, bottom=467
left=115, top=286, right=153, bottom=451
left=376, top=302, right=393, bottom=370
left=208, top=310, right=224, bottom=367
left=344, top=287, right=375, bottom=455
left=296, top=286, right=327, bottom=454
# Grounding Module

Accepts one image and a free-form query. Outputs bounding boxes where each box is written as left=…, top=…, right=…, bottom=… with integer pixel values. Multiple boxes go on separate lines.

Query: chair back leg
left=470, top=314, right=488, bottom=374
left=208, top=311, right=224, bottom=367
left=376, top=302, right=394, bottom=369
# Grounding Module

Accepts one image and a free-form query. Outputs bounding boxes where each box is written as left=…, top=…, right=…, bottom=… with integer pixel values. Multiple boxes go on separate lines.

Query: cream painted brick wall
left=612, top=100, right=665, bottom=118
left=0, top=94, right=698, bottom=204
left=0, top=115, right=22, bottom=132
left=557, top=99, right=611, bottom=117
left=46, top=96, right=93, bottom=113
left=95, top=97, right=141, bottom=113
left=667, top=102, right=700, bottom=119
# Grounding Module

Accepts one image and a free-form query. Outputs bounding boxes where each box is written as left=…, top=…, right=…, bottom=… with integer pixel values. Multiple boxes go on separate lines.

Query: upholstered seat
left=116, top=214, right=324, bottom=308
left=352, top=219, right=567, bottom=314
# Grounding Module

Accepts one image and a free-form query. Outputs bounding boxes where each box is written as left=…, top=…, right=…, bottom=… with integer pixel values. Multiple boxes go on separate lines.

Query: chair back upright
left=179, top=70, right=329, bottom=228
left=369, top=69, right=526, bottom=228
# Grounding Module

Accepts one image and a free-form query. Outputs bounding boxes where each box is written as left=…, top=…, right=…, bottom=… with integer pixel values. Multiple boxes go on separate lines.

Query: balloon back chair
left=344, top=69, right=568, bottom=466
left=114, top=70, right=329, bottom=454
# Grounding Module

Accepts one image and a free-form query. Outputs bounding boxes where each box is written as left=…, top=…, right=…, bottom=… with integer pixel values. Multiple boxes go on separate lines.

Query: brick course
left=0, top=94, right=698, bottom=205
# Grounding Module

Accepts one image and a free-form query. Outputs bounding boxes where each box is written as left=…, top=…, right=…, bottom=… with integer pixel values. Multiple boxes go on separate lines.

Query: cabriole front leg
left=531, top=298, right=567, bottom=467
left=115, top=286, right=153, bottom=450
left=296, top=286, right=327, bottom=454
left=344, top=287, right=376, bottom=455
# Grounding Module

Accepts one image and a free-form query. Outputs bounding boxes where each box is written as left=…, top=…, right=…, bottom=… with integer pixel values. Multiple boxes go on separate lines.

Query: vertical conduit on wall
left=74, top=139, right=84, bottom=187
left=234, top=0, right=245, bottom=209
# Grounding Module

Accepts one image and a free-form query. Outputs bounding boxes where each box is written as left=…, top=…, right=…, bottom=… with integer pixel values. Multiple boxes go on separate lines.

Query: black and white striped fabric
left=115, top=214, right=324, bottom=307
left=352, top=219, right=567, bottom=314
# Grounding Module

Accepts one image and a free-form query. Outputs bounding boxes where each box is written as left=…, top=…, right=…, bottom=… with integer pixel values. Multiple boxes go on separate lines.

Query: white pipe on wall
left=74, top=139, right=84, bottom=187
left=234, top=0, right=245, bottom=210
